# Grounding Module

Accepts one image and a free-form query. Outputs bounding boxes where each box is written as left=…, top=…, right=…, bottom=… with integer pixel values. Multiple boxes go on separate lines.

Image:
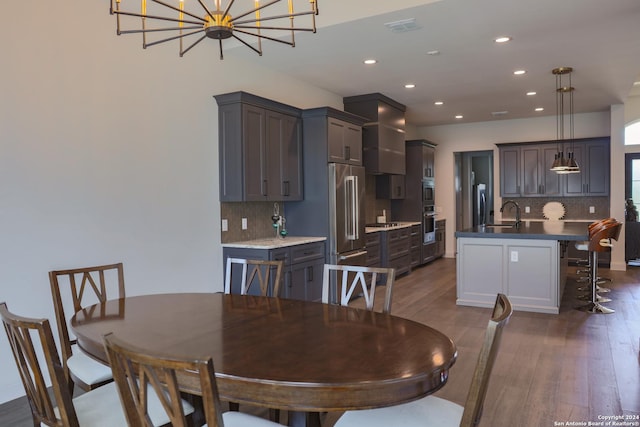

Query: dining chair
left=333, top=293, right=513, bottom=427
left=223, top=257, right=284, bottom=422
left=0, top=301, right=188, bottom=427
left=224, top=258, right=284, bottom=297
left=103, top=332, right=284, bottom=427
left=321, top=264, right=396, bottom=314
left=49, top=262, right=125, bottom=395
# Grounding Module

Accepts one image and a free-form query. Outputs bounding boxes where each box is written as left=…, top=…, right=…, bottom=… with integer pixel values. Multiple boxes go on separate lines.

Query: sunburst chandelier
left=110, top=0, right=319, bottom=58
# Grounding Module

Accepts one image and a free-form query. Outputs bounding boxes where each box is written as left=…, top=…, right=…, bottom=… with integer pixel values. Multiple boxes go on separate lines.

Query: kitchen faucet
left=500, top=200, right=521, bottom=227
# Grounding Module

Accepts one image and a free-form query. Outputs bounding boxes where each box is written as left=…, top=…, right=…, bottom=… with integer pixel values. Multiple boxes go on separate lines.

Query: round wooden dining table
left=71, top=293, right=457, bottom=427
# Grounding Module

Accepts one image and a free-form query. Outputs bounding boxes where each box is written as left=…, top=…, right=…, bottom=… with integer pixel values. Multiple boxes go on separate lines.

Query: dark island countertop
left=454, top=221, right=589, bottom=241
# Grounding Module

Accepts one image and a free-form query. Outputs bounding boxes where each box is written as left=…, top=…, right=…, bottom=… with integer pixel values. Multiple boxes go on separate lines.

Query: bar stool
left=575, top=218, right=616, bottom=292
left=577, top=220, right=622, bottom=314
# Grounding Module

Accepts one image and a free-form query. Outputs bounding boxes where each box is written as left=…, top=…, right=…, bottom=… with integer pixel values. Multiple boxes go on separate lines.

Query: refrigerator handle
left=345, top=175, right=358, bottom=240
left=480, top=192, right=486, bottom=224
left=339, top=250, right=368, bottom=261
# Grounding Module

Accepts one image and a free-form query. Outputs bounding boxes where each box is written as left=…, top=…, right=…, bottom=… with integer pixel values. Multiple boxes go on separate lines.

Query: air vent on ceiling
left=491, top=111, right=509, bottom=117
left=384, top=18, right=421, bottom=33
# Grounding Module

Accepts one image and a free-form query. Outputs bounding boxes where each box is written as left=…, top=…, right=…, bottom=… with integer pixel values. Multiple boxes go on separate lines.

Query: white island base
left=456, top=237, right=569, bottom=314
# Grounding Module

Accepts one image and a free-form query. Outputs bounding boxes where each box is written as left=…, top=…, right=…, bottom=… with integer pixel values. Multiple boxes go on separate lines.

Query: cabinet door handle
left=396, top=186, right=402, bottom=197
left=307, top=265, right=313, bottom=282
left=345, top=145, right=351, bottom=161
left=283, top=181, right=290, bottom=197
left=262, top=180, right=268, bottom=196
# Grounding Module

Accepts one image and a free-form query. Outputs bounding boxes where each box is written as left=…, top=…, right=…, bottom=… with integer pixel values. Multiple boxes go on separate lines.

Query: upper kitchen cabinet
left=343, top=93, right=406, bottom=175
left=564, top=137, right=610, bottom=196
left=498, top=137, right=610, bottom=197
left=520, top=144, right=562, bottom=197
left=215, top=91, right=303, bottom=202
left=499, top=145, right=521, bottom=198
left=301, top=107, right=367, bottom=165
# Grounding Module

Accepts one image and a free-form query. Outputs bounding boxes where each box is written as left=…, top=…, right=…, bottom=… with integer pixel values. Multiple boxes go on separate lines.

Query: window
left=625, top=121, right=640, bottom=145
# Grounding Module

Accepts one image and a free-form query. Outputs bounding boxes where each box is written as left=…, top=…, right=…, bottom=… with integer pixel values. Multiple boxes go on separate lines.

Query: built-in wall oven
left=423, top=178, right=435, bottom=206
left=423, top=205, right=436, bottom=244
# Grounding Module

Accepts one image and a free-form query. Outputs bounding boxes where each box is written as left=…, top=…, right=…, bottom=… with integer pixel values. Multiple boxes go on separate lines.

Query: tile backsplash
left=220, top=202, right=281, bottom=243
left=498, top=196, right=610, bottom=221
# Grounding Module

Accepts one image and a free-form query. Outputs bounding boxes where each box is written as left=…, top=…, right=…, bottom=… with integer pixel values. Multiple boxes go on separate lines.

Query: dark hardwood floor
left=2, top=257, right=639, bottom=426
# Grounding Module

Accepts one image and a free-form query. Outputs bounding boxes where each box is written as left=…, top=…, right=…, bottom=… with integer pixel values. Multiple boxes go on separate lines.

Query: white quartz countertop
left=222, top=236, right=326, bottom=249
left=365, top=221, right=421, bottom=233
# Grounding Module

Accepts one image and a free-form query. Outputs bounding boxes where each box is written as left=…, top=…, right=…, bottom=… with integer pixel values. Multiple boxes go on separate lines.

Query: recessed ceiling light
left=535, top=107, right=544, bottom=112
left=494, top=36, right=512, bottom=43
left=426, top=50, right=440, bottom=56
left=455, top=115, right=463, bottom=119
left=634, top=81, right=640, bottom=86
left=404, top=83, right=416, bottom=89
left=434, top=101, right=444, bottom=106
left=364, top=59, right=377, bottom=65
left=527, top=91, right=537, bottom=96
left=513, top=70, right=526, bottom=75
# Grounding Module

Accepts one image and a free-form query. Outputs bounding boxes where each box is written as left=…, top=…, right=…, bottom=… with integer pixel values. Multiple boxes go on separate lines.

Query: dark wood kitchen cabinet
left=376, top=174, right=405, bottom=199
left=344, top=93, right=407, bottom=175
left=409, top=224, right=421, bottom=268
left=435, top=219, right=446, bottom=259
left=222, top=241, right=325, bottom=302
left=521, top=144, right=562, bottom=197
left=215, top=91, right=303, bottom=202
left=498, top=137, right=609, bottom=197
left=365, top=232, right=382, bottom=267
left=563, top=137, right=610, bottom=196
left=380, top=227, right=411, bottom=276
left=302, top=107, right=366, bottom=166
left=327, top=116, right=363, bottom=165
left=500, top=145, right=521, bottom=197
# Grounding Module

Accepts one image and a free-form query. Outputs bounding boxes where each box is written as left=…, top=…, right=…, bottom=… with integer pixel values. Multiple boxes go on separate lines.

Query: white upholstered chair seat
left=66, top=350, right=113, bottom=386
left=50, top=381, right=194, bottom=427
left=335, top=294, right=513, bottom=427
left=334, top=395, right=463, bottom=427
left=219, top=411, right=285, bottom=426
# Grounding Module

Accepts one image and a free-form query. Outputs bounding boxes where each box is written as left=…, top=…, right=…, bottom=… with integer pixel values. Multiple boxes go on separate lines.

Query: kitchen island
left=455, top=221, right=589, bottom=314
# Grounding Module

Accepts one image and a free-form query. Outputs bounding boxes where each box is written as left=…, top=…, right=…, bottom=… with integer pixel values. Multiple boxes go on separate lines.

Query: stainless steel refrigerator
left=285, top=163, right=367, bottom=267
left=473, top=183, right=488, bottom=226
left=328, top=163, right=367, bottom=266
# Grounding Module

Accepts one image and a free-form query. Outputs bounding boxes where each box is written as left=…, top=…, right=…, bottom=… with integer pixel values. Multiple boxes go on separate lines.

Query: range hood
left=343, top=93, right=406, bottom=175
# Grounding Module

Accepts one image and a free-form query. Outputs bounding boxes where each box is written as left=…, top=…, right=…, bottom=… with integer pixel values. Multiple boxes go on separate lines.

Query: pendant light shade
left=551, top=67, right=580, bottom=174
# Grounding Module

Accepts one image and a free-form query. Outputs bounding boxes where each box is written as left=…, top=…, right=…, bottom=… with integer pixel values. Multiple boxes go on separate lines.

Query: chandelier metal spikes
left=110, top=0, right=319, bottom=58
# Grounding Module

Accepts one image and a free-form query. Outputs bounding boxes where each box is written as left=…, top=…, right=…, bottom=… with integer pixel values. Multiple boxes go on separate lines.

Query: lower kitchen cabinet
left=410, top=224, right=421, bottom=268
left=380, top=227, right=411, bottom=276
left=365, top=232, right=382, bottom=267
left=222, top=241, right=325, bottom=302
left=435, top=219, right=446, bottom=259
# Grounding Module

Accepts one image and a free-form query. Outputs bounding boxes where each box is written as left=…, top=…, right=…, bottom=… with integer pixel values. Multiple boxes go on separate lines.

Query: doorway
left=455, top=150, right=494, bottom=232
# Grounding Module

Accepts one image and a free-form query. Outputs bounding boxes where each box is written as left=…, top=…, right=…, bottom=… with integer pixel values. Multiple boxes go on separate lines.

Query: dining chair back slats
left=459, top=292, right=513, bottom=427
left=1, top=302, right=80, bottom=427
left=224, top=258, right=283, bottom=297
left=334, top=293, right=512, bottom=427
left=49, top=263, right=125, bottom=393
left=322, top=264, right=396, bottom=314
left=104, top=332, right=225, bottom=427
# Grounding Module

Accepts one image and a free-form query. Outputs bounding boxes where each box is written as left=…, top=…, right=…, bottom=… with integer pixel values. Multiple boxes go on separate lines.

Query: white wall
left=416, top=112, right=611, bottom=259
left=0, top=0, right=342, bottom=403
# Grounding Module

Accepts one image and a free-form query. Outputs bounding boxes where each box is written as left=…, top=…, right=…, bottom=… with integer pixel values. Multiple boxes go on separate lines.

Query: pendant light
left=551, top=67, right=580, bottom=174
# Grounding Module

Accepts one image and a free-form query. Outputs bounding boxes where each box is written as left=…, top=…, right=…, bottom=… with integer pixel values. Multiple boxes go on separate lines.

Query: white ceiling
left=225, top=0, right=640, bottom=127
